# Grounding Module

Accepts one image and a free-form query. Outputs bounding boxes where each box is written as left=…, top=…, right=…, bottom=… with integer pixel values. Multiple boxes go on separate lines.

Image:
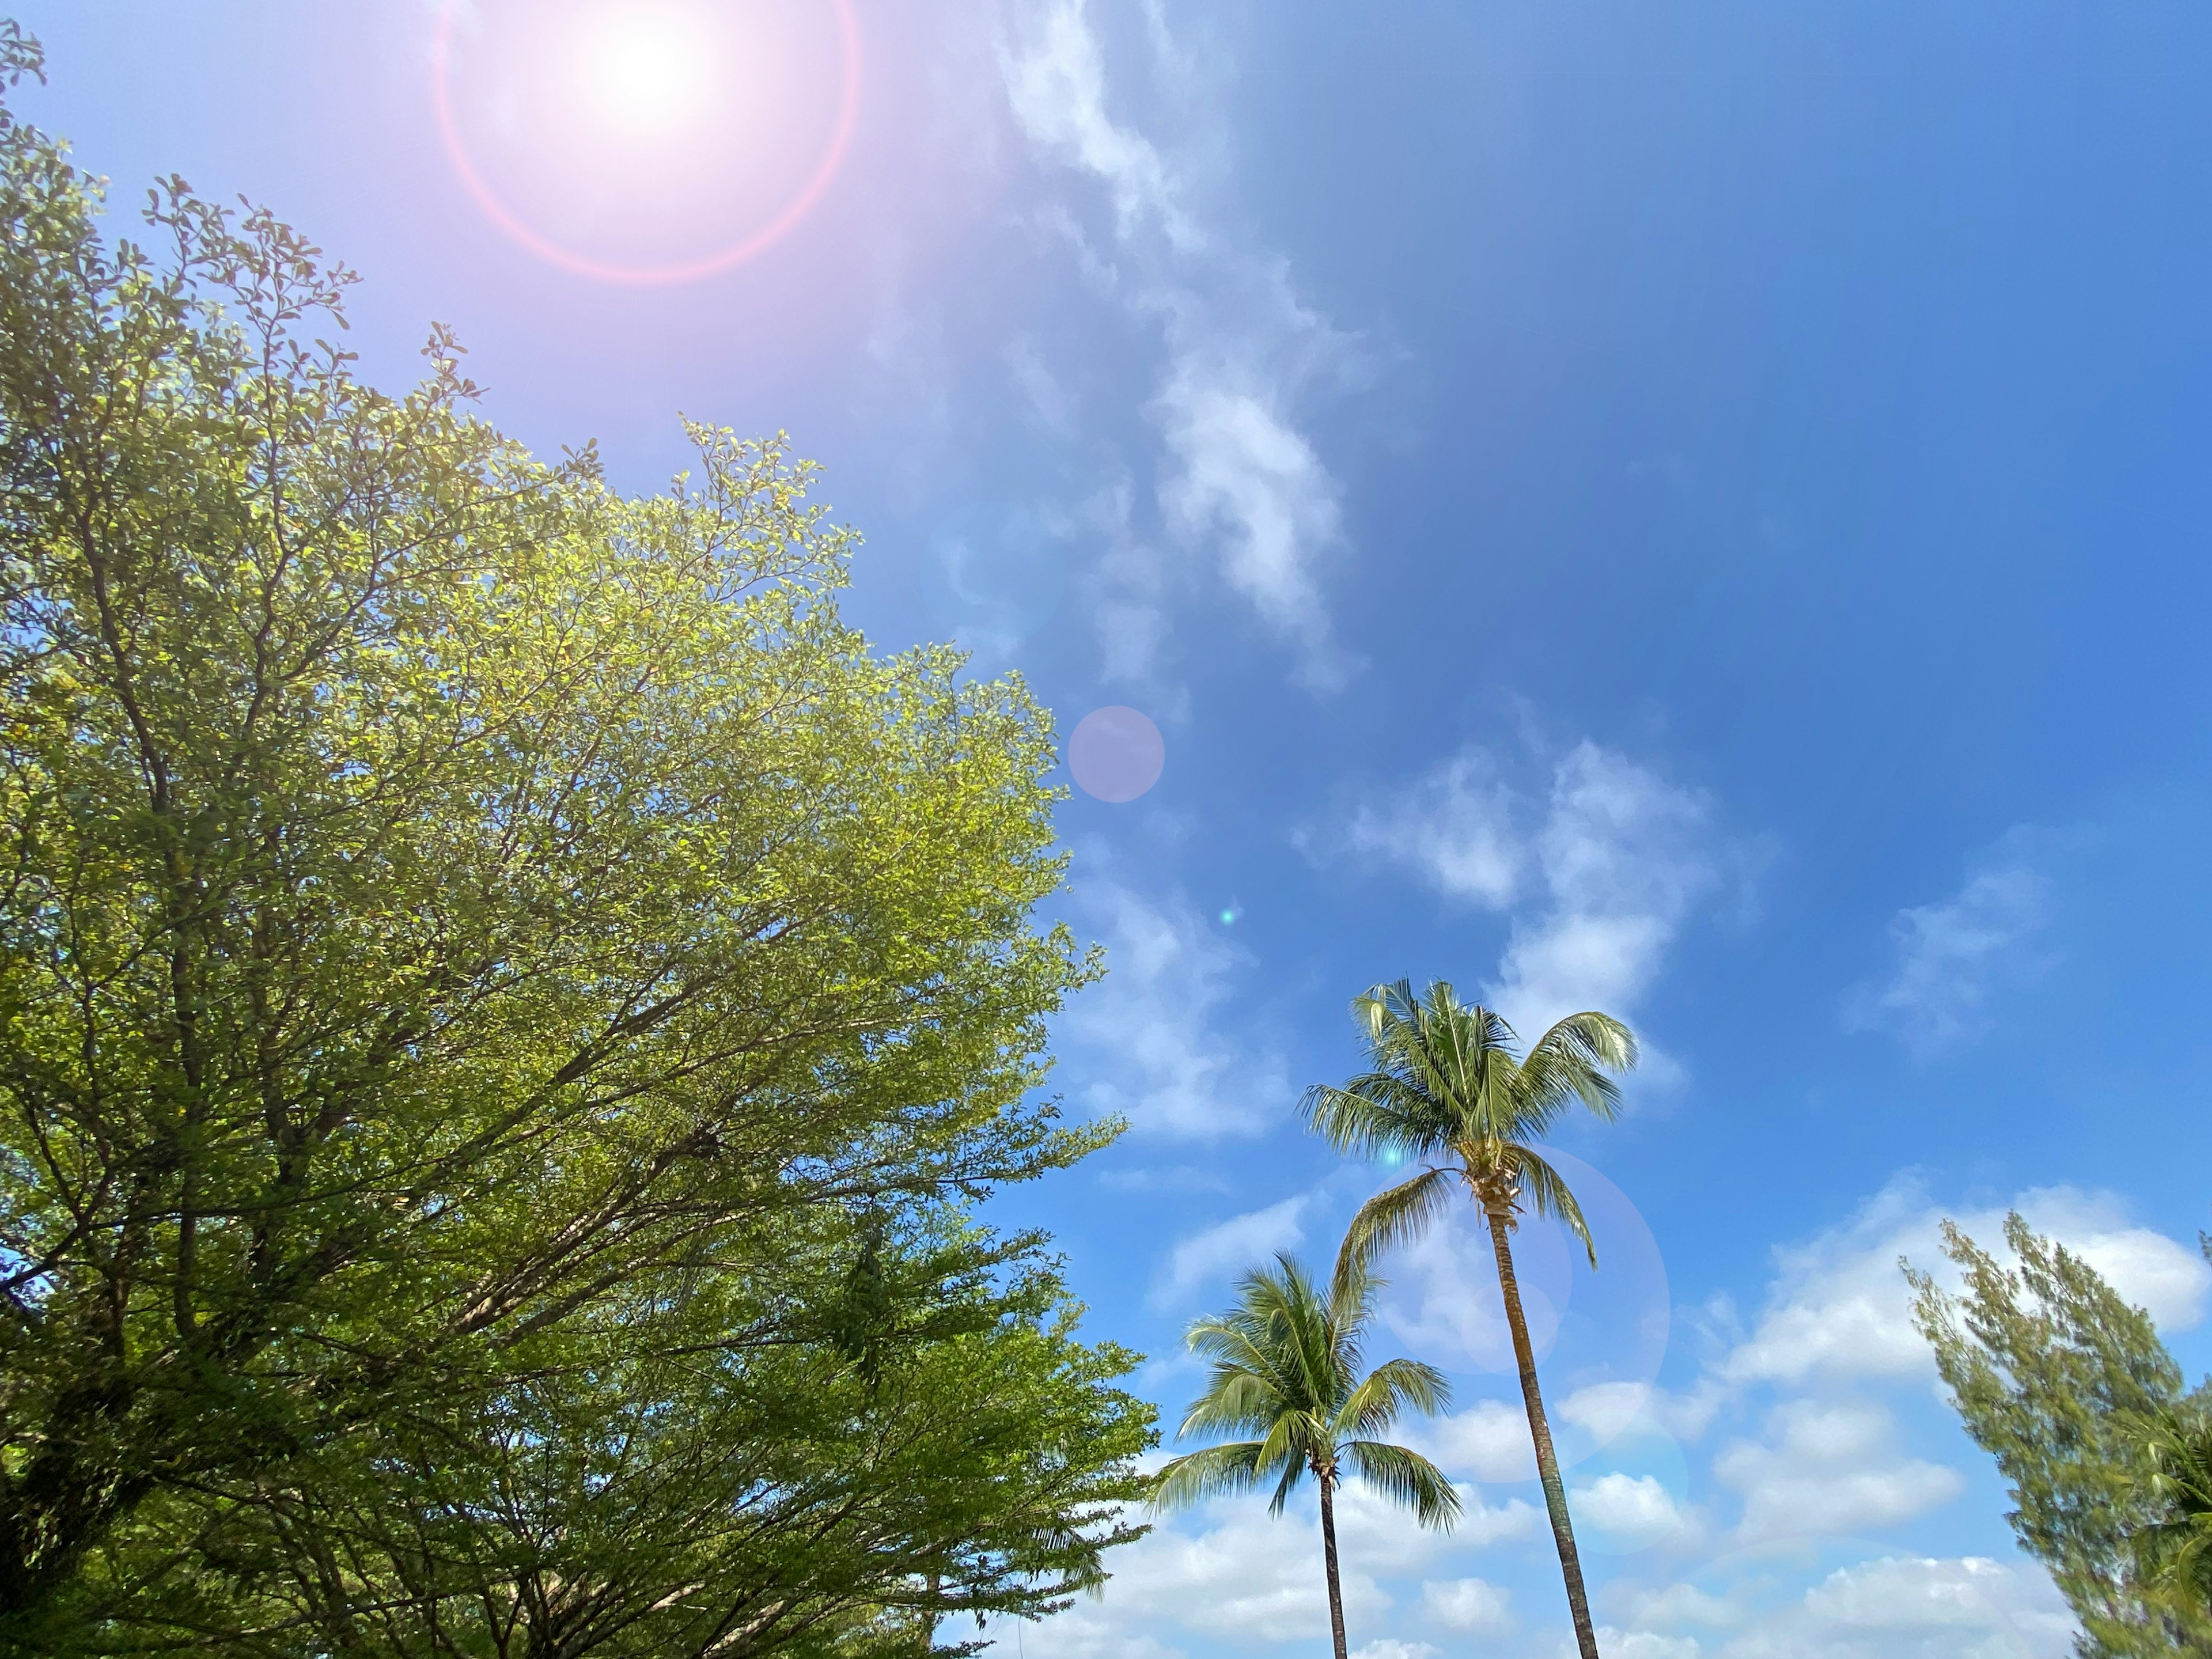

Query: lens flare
left=431, top=0, right=862, bottom=286
left=1067, top=707, right=1165, bottom=804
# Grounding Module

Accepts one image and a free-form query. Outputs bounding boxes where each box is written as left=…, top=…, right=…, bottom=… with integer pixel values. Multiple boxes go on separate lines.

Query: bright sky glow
left=570, top=3, right=719, bottom=145
left=428, top=0, right=857, bottom=283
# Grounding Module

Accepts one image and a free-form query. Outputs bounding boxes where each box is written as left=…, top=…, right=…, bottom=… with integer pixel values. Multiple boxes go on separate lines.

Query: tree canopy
left=0, top=26, right=1149, bottom=1654
left=1908, top=1214, right=2212, bottom=1656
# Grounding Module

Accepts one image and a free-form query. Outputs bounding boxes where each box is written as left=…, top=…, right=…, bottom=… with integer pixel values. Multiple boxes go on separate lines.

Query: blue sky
left=19, top=3, right=2212, bottom=1654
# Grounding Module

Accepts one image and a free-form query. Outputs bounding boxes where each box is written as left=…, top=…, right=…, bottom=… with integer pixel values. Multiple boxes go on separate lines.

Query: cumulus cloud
left=1582, top=1631, right=1700, bottom=1659
left=1150, top=1195, right=1309, bottom=1309
left=1344, top=738, right=1742, bottom=1039
left=1561, top=1380, right=1727, bottom=1446
left=1722, top=1177, right=2210, bottom=1388
left=1088, top=1501, right=1388, bottom=1645
left=1713, top=1400, right=1963, bottom=1539
left=1420, top=1577, right=1512, bottom=1633
left=1693, top=1554, right=2074, bottom=1658
left=1572, top=1472, right=1700, bottom=1551
left=1002, top=1, right=1359, bottom=687
left=1060, top=873, right=1288, bottom=1138
left=1350, top=1643, right=1439, bottom=1659
left=1846, top=835, right=2056, bottom=1052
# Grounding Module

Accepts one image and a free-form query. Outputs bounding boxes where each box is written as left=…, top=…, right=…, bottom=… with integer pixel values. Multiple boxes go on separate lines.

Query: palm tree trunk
left=1317, top=1472, right=1350, bottom=1659
left=1487, top=1206, right=1601, bottom=1659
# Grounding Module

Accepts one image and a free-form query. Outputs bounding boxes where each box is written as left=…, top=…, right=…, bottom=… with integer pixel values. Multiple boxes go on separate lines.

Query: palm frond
left=1177, top=1367, right=1282, bottom=1440
left=1301, top=1073, right=1455, bottom=1157
left=1513, top=1149, right=1597, bottom=1267
left=1152, top=1442, right=1268, bottom=1512
left=2131, top=1403, right=2212, bottom=1608
left=1334, top=1356, right=1454, bottom=1440
left=1344, top=1441, right=1462, bottom=1529
left=1334, top=1168, right=1455, bottom=1306
left=1521, top=1010, right=1636, bottom=1124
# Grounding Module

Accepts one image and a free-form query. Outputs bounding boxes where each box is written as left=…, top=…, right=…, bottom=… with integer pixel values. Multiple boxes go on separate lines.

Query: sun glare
left=573, top=6, right=718, bottom=143
left=433, top=0, right=862, bottom=285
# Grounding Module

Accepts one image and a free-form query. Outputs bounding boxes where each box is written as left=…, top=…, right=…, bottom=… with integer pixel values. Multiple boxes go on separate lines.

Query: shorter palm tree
left=1153, top=1251, right=1459, bottom=1659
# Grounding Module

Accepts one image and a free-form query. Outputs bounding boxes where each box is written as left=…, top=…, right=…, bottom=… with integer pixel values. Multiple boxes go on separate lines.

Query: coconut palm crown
left=2132, top=1403, right=2212, bottom=1620
left=1302, top=978, right=1637, bottom=1659
left=1153, top=1251, right=1459, bottom=1659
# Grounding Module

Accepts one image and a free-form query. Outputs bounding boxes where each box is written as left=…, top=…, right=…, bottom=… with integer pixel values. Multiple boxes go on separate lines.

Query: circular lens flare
left=431, top=0, right=862, bottom=286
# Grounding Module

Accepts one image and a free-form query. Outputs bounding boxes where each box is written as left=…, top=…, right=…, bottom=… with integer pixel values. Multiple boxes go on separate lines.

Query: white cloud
left=1411, top=1398, right=1539, bottom=1485
left=1351, top=1642, right=1438, bottom=1659
left=1561, top=1380, right=1726, bottom=1446
left=1572, top=1472, right=1699, bottom=1551
left=1713, top=1400, right=1964, bottom=1539
left=1585, top=1631, right=1701, bottom=1659
left=1002, top=1, right=1359, bottom=687
left=1151, top=1195, right=1308, bottom=1309
left=1344, top=738, right=1738, bottom=1039
left=1420, top=1577, right=1512, bottom=1633
left=1346, top=746, right=1524, bottom=907
left=1075, top=1498, right=1389, bottom=1646
left=1622, top=1582, right=1742, bottom=1630
left=1801, top=1554, right=2018, bottom=1630
left=1154, top=349, right=1347, bottom=685
left=1062, top=873, right=1287, bottom=1138
left=1722, top=1177, right=2210, bottom=1388
left=1000, top=0, right=1192, bottom=247
left=1493, top=743, right=1730, bottom=1037
left=1846, top=838, right=2054, bottom=1052
left=1673, top=1552, right=2079, bottom=1658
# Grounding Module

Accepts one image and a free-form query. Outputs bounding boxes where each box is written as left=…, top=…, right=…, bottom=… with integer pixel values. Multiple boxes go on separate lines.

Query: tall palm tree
left=1153, top=1250, right=1460, bottom=1659
left=1302, top=979, right=1637, bottom=1659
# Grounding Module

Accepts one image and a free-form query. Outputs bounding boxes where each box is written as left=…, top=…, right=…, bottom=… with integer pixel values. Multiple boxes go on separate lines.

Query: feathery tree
left=1909, top=1215, right=2212, bottom=1656
left=0, top=28, right=1151, bottom=1653
left=1303, top=979, right=1635, bottom=1659
left=1152, top=1251, right=1458, bottom=1659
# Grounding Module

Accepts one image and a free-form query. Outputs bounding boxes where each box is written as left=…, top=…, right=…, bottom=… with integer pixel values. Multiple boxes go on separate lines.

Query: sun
left=431, top=0, right=863, bottom=285
left=570, top=3, right=719, bottom=144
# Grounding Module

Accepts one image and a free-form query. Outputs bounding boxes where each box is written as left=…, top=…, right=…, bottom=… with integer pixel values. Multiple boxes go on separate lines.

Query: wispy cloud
left=1846, top=833, right=2056, bottom=1052
left=1059, top=870, right=1287, bottom=1139
left=1343, top=737, right=1745, bottom=1039
left=1149, top=1194, right=1309, bottom=1309
left=1002, top=0, right=1359, bottom=689
left=1000, top=1, right=1193, bottom=248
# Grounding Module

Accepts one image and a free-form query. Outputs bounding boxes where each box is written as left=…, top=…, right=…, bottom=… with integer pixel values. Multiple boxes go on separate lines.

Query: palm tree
left=1302, top=979, right=1637, bottom=1659
left=2132, top=1403, right=2212, bottom=1622
left=1153, top=1250, right=1460, bottom=1659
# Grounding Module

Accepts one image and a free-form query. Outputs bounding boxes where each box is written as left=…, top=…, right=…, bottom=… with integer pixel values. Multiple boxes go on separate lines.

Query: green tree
left=1303, top=979, right=1635, bottom=1659
left=1907, top=1214, right=2212, bottom=1656
left=0, top=27, right=1148, bottom=1652
left=2130, top=1401, right=2212, bottom=1626
left=77, top=1217, right=1153, bottom=1658
left=1153, top=1251, right=1459, bottom=1659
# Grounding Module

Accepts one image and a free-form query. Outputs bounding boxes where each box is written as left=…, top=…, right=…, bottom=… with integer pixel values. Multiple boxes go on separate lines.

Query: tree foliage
left=0, top=26, right=1150, bottom=1654
left=1907, top=1214, right=2212, bottom=1657
left=2130, top=1399, right=2212, bottom=1624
